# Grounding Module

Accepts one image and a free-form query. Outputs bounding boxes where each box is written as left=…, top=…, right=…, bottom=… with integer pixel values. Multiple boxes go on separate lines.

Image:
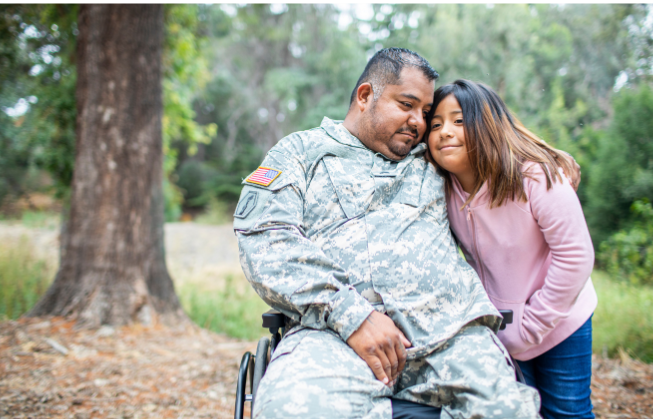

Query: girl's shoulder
left=520, top=160, right=573, bottom=198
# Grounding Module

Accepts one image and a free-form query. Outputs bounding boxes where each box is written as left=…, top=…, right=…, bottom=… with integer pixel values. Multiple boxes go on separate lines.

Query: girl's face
left=428, top=94, right=473, bottom=180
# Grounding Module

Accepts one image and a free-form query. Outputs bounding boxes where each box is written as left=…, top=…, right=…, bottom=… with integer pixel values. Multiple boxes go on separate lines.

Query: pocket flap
left=322, top=156, right=362, bottom=219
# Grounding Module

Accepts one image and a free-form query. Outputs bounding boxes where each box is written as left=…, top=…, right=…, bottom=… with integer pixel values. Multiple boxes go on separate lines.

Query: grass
left=177, top=275, right=270, bottom=340
left=0, top=238, right=54, bottom=320
left=0, top=210, right=61, bottom=230
left=0, top=237, right=269, bottom=339
left=592, top=270, right=653, bottom=362
left=20, top=211, right=61, bottom=229
left=193, top=198, right=233, bottom=225
left=1, top=233, right=652, bottom=355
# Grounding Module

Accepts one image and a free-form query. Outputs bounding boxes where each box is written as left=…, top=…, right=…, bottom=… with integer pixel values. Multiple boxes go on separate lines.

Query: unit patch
left=234, top=190, right=259, bottom=219
left=246, top=167, right=282, bottom=187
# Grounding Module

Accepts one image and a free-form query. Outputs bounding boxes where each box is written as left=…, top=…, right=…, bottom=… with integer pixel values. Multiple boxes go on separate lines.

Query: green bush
left=176, top=160, right=217, bottom=207
left=0, top=238, right=53, bottom=320
left=598, top=199, right=653, bottom=286
left=592, top=270, right=653, bottom=362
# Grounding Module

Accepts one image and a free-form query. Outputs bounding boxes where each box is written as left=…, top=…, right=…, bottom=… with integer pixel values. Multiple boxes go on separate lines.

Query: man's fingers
left=368, top=354, right=390, bottom=385
left=395, top=340, right=407, bottom=376
left=378, top=348, right=393, bottom=386
left=399, top=334, right=412, bottom=348
left=384, top=339, right=399, bottom=382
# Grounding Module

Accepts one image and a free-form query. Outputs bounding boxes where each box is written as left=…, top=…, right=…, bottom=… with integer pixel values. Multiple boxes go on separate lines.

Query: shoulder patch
left=245, top=166, right=282, bottom=187
left=234, top=190, right=258, bottom=218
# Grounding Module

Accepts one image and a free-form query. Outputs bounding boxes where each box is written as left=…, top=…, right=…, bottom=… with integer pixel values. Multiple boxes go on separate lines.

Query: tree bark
left=30, top=4, right=186, bottom=327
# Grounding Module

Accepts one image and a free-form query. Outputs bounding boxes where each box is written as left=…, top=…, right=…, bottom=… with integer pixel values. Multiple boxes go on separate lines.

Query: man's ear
left=356, top=83, right=374, bottom=112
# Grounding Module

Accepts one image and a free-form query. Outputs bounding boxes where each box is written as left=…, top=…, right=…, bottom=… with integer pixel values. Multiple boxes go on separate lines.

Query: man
left=234, top=48, right=541, bottom=419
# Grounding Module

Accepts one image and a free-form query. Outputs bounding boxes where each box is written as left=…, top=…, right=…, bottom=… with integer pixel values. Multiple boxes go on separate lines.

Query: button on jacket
left=234, top=117, right=500, bottom=357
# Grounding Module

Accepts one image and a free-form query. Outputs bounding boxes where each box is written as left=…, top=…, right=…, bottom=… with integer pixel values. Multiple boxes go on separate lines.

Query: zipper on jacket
left=467, top=207, right=487, bottom=288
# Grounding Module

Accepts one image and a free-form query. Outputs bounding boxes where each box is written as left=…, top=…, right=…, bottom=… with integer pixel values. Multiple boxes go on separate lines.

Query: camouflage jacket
left=234, top=117, right=500, bottom=358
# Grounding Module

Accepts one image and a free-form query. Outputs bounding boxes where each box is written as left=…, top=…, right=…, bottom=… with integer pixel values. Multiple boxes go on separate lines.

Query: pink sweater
left=446, top=162, right=597, bottom=361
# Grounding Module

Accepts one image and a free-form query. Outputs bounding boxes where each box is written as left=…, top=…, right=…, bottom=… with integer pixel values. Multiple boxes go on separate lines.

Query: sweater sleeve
left=520, top=164, right=595, bottom=345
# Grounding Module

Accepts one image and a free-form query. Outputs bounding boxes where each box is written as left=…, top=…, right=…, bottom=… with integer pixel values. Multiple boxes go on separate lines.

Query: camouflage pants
left=252, top=323, right=541, bottom=419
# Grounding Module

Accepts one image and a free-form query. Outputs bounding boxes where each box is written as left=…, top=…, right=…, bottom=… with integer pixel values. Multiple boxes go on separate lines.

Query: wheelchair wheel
left=251, top=336, right=270, bottom=417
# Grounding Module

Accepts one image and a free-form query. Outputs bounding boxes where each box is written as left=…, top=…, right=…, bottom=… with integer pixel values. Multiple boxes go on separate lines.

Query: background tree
left=29, top=4, right=185, bottom=327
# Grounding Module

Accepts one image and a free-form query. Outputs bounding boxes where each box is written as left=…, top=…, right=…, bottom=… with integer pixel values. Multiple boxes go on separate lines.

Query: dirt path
left=1, top=221, right=652, bottom=418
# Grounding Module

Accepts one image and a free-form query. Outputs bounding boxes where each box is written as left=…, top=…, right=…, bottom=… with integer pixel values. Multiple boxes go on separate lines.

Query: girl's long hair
left=426, top=79, right=574, bottom=209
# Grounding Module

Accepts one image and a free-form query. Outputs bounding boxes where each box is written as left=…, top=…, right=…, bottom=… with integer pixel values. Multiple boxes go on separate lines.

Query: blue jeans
left=516, top=315, right=594, bottom=419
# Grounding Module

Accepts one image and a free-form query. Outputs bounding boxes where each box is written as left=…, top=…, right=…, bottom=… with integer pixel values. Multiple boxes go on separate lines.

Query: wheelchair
left=234, top=310, right=523, bottom=419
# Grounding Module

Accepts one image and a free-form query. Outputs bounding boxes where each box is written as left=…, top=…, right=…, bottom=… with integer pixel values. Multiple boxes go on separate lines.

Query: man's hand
left=346, top=311, right=412, bottom=387
left=558, top=150, right=581, bottom=192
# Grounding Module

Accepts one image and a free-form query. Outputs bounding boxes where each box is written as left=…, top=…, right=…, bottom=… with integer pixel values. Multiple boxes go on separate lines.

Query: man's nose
left=408, top=110, right=426, bottom=132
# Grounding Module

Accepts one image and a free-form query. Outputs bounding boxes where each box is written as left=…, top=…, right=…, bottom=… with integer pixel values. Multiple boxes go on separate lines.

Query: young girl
left=427, top=79, right=597, bottom=419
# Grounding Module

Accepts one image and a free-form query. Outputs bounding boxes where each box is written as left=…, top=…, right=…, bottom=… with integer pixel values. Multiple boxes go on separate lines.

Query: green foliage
left=0, top=5, right=217, bottom=221
left=163, top=5, right=216, bottom=160
left=598, top=200, right=653, bottom=286
left=585, top=84, right=653, bottom=244
left=0, top=238, right=53, bottom=320
left=592, top=270, right=653, bottom=363
left=161, top=5, right=218, bottom=220
left=176, top=160, right=217, bottom=206
left=163, top=178, right=183, bottom=223
left=177, top=275, right=269, bottom=340
left=181, top=4, right=368, bottom=206
left=0, top=5, right=78, bottom=203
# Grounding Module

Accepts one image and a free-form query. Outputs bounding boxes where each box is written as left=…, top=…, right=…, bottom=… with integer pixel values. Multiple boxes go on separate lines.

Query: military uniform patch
left=234, top=190, right=258, bottom=218
left=246, top=166, right=282, bottom=187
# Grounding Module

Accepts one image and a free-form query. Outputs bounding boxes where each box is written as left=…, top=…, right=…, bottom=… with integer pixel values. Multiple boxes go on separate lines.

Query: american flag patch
left=245, top=166, right=282, bottom=187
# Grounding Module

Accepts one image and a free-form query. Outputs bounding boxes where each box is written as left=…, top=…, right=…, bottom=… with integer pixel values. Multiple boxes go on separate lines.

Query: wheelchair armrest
left=262, top=310, right=286, bottom=329
left=499, top=309, right=513, bottom=331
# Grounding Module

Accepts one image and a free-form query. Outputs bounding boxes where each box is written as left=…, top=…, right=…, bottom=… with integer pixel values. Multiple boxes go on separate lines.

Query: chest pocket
left=322, top=156, right=370, bottom=219
left=398, top=160, right=423, bottom=208
left=368, top=156, right=422, bottom=209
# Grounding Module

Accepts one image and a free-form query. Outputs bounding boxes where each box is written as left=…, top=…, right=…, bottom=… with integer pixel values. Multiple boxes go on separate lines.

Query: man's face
left=358, top=67, right=434, bottom=160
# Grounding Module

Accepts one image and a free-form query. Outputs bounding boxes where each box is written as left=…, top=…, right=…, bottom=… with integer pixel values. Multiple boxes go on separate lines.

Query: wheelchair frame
left=234, top=309, right=522, bottom=419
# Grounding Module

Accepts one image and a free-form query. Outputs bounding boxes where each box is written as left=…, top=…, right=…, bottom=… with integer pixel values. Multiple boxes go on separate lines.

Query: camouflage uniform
left=234, top=117, right=541, bottom=419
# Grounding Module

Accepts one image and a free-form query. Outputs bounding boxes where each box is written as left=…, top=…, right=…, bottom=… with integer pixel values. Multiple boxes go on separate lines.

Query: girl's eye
left=431, top=123, right=441, bottom=129
left=455, top=118, right=463, bottom=124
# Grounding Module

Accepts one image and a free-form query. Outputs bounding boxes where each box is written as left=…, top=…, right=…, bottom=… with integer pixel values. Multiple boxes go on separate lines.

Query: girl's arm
left=520, top=164, right=595, bottom=345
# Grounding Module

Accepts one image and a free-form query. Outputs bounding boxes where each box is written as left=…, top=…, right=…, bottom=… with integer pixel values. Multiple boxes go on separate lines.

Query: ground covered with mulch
left=1, top=316, right=652, bottom=419
left=1, top=317, right=256, bottom=419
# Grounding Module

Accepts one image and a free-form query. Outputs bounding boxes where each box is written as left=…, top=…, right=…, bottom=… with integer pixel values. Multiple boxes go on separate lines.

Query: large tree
left=30, top=4, right=186, bottom=327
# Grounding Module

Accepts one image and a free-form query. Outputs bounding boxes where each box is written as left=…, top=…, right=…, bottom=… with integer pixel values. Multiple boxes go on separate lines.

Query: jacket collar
left=320, top=116, right=427, bottom=160
left=451, top=174, right=490, bottom=209
left=320, top=117, right=366, bottom=149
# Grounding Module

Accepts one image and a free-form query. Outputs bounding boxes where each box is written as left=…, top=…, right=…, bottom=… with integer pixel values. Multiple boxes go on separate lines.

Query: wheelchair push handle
left=262, top=310, right=285, bottom=330
left=498, top=309, right=513, bottom=330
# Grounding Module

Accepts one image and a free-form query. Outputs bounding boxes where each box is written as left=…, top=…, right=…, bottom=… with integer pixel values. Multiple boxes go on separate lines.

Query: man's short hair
left=349, top=47, right=439, bottom=105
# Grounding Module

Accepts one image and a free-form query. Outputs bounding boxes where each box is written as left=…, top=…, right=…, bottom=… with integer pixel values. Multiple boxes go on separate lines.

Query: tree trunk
left=29, top=4, right=187, bottom=327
